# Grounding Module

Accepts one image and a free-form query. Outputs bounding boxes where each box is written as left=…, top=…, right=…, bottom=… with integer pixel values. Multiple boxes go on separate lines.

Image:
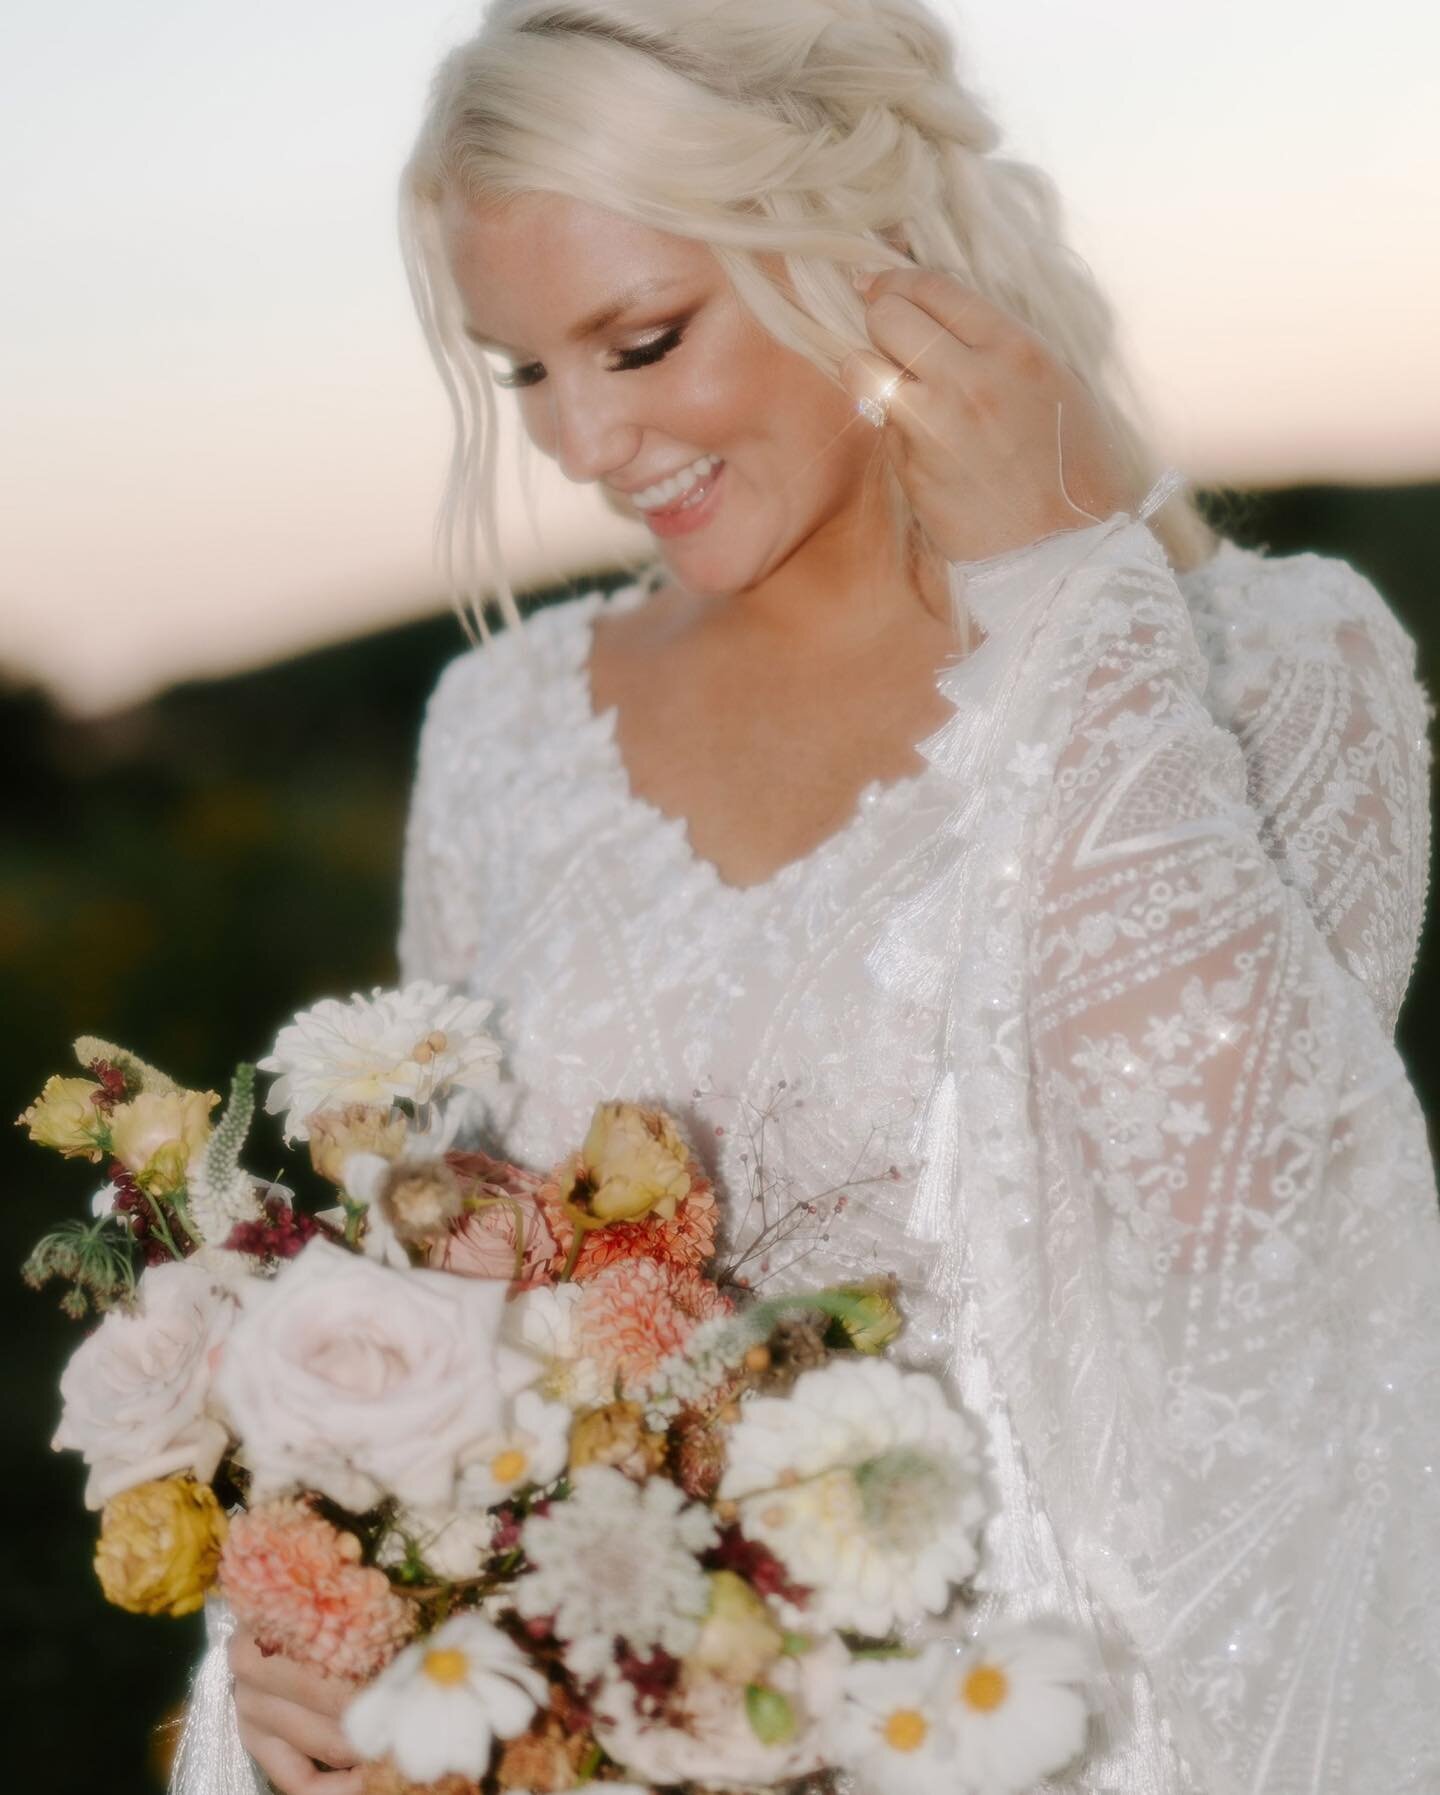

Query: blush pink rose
left=53, top=1259, right=237, bottom=1509
left=436, top=1150, right=561, bottom=1287
left=214, top=1239, right=539, bottom=1511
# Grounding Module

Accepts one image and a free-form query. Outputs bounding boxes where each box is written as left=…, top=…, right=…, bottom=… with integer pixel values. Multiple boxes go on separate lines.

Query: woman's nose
left=541, top=376, right=640, bottom=486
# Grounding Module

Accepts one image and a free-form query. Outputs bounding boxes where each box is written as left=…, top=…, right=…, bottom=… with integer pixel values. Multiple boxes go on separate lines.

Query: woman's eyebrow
left=462, top=276, right=690, bottom=353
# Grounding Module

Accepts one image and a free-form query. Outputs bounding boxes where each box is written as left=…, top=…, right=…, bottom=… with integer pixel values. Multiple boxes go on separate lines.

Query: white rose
left=215, top=1239, right=538, bottom=1511
left=53, top=1259, right=237, bottom=1510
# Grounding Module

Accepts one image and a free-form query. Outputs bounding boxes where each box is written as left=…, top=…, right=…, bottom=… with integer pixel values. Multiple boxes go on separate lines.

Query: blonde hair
left=400, top=0, right=1218, bottom=636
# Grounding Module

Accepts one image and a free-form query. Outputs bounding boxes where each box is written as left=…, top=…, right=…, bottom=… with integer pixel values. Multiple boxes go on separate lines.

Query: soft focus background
left=1, top=2, right=1437, bottom=1789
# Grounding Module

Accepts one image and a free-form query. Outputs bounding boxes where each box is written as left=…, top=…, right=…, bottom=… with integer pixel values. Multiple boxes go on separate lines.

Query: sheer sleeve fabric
left=870, top=513, right=1440, bottom=1793
left=396, top=640, right=510, bottom=988
left=1189, top=549, right=1434, bottom=1034
left=1021, top=545, right=1440, bottom=1788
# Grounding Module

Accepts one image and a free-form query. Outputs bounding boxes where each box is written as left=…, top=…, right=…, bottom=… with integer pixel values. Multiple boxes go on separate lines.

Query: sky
left=1, top=0, right=1437, bottom=715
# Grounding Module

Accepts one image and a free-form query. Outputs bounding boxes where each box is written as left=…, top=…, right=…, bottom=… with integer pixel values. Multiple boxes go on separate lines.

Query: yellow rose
left=307, top=1105, right=407, bottom=1185
left=95, top=1477, right=228, bottom=1618
left=108, top=1089, right=219, bottom=1193
left=16, top=1076, right=106, bottom=1161
left=566, top=1102, right=695, bottom=1225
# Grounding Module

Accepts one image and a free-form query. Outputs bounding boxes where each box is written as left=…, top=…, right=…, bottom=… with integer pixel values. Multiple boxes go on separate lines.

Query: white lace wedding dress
left=172, top=496, right=1440, bottom=1795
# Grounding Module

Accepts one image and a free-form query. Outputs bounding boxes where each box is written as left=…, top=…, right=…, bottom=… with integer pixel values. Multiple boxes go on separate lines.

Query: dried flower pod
left=673, top=1412, right=729, bottom=1501
left=568, top=1400, right=667, bottom=1481
left=359, top=1761, right=478, bottom=1795
left=751, top=1314, right=829, bottom=1393
left=495, top=1718, right=590, bottom=1792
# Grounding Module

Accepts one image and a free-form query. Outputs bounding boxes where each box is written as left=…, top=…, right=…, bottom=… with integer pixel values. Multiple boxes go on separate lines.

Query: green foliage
left=22, top=1216, right=139, bottom=1319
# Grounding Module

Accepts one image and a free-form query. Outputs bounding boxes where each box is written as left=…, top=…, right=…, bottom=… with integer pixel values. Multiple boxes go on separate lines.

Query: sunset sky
left=2, top=0, right=1437, bottom=714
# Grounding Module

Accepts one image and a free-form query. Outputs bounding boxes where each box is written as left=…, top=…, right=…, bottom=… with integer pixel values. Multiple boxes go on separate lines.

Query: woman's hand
left=841, top=267, right=1141, bottom=562
left=229, top=1627, right=364, bottom=1795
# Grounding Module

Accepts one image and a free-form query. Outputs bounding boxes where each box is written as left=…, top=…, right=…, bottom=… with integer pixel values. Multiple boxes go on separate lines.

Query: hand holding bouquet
left=20, top=984, right=1098, bottom=1795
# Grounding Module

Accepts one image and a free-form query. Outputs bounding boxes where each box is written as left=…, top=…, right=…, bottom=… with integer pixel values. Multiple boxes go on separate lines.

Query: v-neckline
left=568, top=585, right=943, bottom=907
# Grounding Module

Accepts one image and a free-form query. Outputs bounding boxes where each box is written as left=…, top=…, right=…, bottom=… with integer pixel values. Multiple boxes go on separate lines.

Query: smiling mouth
left=630, top=454, right=724, bottom=515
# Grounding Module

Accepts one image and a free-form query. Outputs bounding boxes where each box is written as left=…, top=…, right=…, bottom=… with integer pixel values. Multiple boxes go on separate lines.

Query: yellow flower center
left=883, top=1708, right=930, bottom=1753
left=960, top=1664, right=1009, bottom=1711
left=422, top=1648, right=470, bottom=1686
left=490, top=1448, right=529, bottom=1485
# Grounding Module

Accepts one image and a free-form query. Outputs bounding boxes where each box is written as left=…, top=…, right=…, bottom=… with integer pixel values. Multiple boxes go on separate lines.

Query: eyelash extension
left=492, top=324, right=686, bottom=390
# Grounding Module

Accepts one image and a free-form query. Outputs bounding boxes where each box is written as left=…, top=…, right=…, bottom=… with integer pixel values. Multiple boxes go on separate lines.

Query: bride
left=180, top=0, right=1440, bottom=1790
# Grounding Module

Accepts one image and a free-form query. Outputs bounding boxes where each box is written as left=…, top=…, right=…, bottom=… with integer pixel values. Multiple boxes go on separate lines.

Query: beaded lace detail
left=173, top=523, right=1438, bottom=1795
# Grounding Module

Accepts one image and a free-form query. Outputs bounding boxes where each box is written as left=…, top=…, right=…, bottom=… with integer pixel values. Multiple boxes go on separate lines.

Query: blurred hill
left=1, top=483, right=1435, bottom=1793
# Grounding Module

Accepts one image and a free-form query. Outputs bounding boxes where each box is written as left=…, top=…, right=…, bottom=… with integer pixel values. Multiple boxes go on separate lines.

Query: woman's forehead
left=438, top=191, right=695, bottom=314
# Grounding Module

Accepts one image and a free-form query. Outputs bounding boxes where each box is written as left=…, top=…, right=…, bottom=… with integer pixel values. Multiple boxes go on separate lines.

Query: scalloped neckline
left=565, top=584, right=942, bottom=906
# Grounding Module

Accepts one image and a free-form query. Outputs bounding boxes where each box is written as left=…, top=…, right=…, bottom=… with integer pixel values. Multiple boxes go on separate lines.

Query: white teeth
left=632, top=454, right=721, bottom=511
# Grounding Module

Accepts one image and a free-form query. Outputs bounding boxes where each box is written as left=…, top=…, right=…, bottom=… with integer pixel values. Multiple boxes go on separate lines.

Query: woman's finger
left=234, top=1684, right=359, bottom=1770
left=245, top=1731, right=364, bottom=1795
left=862, top=289, right=973, bottom=384
left=860, top=266, right=1004, bottom=351
left=229, top=1630, right=354, bottom=1718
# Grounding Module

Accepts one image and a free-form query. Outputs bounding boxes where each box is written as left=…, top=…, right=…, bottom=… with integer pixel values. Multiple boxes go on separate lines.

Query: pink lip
left=640, top=462, right=725, bottom=538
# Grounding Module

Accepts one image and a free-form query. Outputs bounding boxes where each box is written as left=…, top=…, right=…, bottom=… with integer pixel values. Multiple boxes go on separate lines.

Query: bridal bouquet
left=20, top=983, right=1097, bottom=1795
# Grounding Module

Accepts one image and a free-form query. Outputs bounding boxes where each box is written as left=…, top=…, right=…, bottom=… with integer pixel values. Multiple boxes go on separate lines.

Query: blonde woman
left=179, top=1, right=1439, bottom=1790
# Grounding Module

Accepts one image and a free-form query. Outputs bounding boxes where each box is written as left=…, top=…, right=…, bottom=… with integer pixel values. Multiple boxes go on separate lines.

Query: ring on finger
left=856, top=370, right=908, bottom=430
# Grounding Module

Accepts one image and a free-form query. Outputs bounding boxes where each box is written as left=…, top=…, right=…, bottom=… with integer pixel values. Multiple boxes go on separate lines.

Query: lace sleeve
left=1190, top=550, right=1435, bottom=1034
left=1026, top=548, right=1440, bottom=1789
left=396, top=646, right=495, bottom=987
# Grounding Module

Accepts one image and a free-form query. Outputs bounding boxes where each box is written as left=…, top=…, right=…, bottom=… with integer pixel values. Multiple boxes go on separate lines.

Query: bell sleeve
left=1022, top=532, right=1440, bottom=1790
left=1190, top=547, right=1434, bottom=1034
left=396, top=648, right=494, bottom=989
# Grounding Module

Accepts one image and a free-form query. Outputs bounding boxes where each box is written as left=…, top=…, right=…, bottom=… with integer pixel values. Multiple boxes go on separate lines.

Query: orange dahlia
left=575, top=1259, right=733, bottom=1395
left=219, top=1499, right=415, bottom=1682
left=536, top=1160, right=717, bottom=1283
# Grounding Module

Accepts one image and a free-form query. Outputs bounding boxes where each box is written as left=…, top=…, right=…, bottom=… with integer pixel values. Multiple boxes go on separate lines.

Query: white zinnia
left=343, top=1612, right=546, bottom=1783
left=717, top=1359, right=988, bottom=1635
left=258, top=981, right=501, bottom=1142
left=458, top=1389, right=571, bottom=1509
left=944, top=1624, right=1095, bottom=1793
left=511, top=1465, right=717, bottom=1679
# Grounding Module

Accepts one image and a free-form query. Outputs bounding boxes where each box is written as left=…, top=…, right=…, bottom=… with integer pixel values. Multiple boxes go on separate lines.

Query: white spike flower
left=717, top=1358, right=988, bottom=1636
left=343, top=1612, right=546, bottom=1784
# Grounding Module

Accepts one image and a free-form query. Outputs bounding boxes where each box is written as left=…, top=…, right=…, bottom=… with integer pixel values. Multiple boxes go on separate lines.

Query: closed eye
left=491, top=324, right=687, bottom=390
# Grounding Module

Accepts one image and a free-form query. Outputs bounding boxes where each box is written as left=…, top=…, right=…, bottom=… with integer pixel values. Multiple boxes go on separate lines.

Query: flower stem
left=558, top=1225, right=585, bottom=1284
left=140, top=1190, right=186, bottom=1261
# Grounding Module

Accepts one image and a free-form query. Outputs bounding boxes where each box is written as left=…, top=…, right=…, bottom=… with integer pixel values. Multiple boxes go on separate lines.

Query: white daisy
left=343, top=1611, right=547, bottom=1784
left=945, top=1623, right=1095, bottom=1793
left=717, top=1358, right=988, bottom=1636
left=458, top=1389, right=572, bottom=1509
left=834, top=1646, right=957, bottom=1795
left=502, top=1284, right=606, bottom=1410
left=510, top=1465, right=717, bottom=1679
left=259, top=981, right=501, bottom=1142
